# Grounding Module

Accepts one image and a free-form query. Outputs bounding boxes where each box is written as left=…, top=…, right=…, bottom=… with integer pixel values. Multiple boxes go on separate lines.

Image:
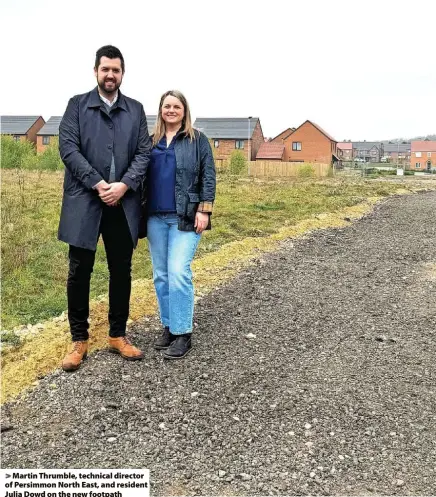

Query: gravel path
left=2, top=191, right=436, bottom=496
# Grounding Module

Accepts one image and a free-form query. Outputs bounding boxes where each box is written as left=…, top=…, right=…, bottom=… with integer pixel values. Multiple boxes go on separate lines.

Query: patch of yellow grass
left=420, top=262, right=436, bottom=282
left=1, top=195, right=378, bottom=404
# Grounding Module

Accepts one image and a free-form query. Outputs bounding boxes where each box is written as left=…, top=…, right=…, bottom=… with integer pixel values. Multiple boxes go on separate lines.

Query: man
left=59, top=45, right=151, bottom=371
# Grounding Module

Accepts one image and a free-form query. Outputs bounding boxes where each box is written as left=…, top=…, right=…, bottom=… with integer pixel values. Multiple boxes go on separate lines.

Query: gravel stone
left=2, top=192, right=436, bottom=495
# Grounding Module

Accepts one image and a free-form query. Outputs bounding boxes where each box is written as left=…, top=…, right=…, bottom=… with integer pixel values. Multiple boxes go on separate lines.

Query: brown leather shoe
left=62, top=340, right=88, bottom=372
left=108, top=337, right=144, bottom=360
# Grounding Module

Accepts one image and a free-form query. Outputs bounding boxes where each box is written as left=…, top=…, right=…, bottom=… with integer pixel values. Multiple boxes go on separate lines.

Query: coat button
left=108, top=123, right=113, bottom=129
left=107, top=144, right=112, bottom=150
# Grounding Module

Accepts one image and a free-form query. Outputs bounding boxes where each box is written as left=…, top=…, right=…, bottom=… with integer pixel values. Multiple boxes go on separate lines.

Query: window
left=214, top=140, right=219, bottom=148
left=13, top=135, right=21, bottom=141
left=292, top=142, right=302, bottom=151
left=42, top=136, right=50, bottom=145
left=427, top=152, right=432, bottom=157
left=415, top=152, right=422, bottom=158
left=415, top=163, right=421, bottom=168
left=235, top=140, right=244, bottom=149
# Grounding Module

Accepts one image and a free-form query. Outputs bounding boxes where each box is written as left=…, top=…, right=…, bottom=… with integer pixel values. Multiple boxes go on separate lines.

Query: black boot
left=154, top=326, right=176, bottom=350
left=162, top=334, right=192, bottom=359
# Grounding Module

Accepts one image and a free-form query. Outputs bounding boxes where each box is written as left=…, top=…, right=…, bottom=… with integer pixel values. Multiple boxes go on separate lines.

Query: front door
left=427, top=160, right=431, bottom=171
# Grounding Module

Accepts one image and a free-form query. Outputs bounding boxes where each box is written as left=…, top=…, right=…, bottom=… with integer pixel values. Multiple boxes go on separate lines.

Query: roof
left=1, top=115, right=44, bottom=135
left=270, top=127, right=295, bottom=143
left=256, top=142, right=285, bottom=160
left=353, top=141, right=382, bottom=150
left=411, top=140, right=436, bottom=152
left=383, top=142, right=411, bottom=153
left=193, top=117, right=260, bottom=139
left=289, top=120, right=337, bottom=143
left=38, top=116, right=62, bottom=136
left=337, top=142, right=353, bottom=150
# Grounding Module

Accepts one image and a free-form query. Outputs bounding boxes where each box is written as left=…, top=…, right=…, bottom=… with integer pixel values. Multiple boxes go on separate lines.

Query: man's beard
left=98, top=77, right=121, bottom=95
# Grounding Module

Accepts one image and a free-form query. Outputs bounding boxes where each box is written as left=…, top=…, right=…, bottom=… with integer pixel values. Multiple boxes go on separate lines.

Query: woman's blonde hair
left=152, top=90, right=196, bottom=146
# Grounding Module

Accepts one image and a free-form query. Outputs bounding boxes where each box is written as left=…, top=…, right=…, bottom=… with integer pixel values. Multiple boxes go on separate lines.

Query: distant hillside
left=381, top=134, right=436, bottom=143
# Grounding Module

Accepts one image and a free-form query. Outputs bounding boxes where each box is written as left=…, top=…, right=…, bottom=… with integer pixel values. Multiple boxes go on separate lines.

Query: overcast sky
left=1, top=0, right=434, bottom=141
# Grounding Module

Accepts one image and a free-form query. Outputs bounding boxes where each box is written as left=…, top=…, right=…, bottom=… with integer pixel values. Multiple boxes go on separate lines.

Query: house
left=382, top=142, right=411, bottom=165
left=193, top=117, right=264, bottom=160
left=270, top=127, right=296, bottom=144
left=281, top=120, right=340, bottom=165
left=337, top=141, right=353, bottom=161
left=146, top=115, right=157, bottom=135
left=256, top=142, right=285, bottom=161
left=353, top=142, right=383, bottom=163
left=36, top=116, right=62, bottom=153
left=1, top=115, right=45, bottom=145
left=410, top=141, right=436, bottom=171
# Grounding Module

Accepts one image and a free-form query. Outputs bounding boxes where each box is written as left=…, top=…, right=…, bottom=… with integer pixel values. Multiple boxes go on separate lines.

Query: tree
left=228, top=150, right=247, bottom=175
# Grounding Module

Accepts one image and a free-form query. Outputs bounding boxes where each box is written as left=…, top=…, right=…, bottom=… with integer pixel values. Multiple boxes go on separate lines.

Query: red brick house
left=337, top=142, right=353, bottom=161
left=256, top=142, right=285, bottom=161
left=36, top=116, right=62, bottom=153
left=1, top=115, right=45, bottom=145
left=193, top=117, right=264, bottom=160
left=410, top=141, right=436, bottom=171
left=282, top=120, right=340, bottom=165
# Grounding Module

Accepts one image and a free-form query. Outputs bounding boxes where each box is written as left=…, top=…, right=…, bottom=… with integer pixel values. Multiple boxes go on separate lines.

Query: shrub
left=0, top=136, right=64, bottom=171
left=1, top=136, right=35, bottom=169
left=35, top=137, right=63, bottom=171
left=297, top=163, right=315, bottom=178
left=228, top=150, right=247, bottom=175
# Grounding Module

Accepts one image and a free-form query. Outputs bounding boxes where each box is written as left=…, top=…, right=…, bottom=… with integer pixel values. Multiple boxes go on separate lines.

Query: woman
left=144, top=90, right=216, bottom=359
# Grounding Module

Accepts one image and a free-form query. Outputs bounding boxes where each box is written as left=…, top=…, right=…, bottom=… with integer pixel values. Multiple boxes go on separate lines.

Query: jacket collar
left=88, top=87, right=127, bottom=111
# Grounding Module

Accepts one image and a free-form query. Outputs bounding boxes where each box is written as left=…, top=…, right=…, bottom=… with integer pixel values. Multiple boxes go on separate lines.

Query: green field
left=1, top=168, right=412, bottom=330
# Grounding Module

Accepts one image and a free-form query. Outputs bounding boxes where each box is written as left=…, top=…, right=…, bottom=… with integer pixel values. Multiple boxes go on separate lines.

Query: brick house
left=256, top=142, right=285, bottom=161
left=383, top=142, right=411, bottom=165
left=146, top=115, right=157, bottom=135
left=193, top=117, right=264, bottom=161
left=1, top=115, right=45, bottom=145
left=353, top=142, right=383, bottom=163
left=281, top=120, right=340, bottom=165
left=337, top=141, right=353, bottom=161
left=36, top=116, right=62, bottom=153
left=410, top=141, right=436, bottom=171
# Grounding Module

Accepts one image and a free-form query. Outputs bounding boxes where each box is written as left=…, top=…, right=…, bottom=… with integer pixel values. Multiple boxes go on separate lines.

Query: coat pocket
left=185, top=192, right=200, bottom=220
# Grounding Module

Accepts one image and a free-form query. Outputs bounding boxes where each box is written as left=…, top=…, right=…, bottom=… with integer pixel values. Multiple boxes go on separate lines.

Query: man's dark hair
left=95, top=45, right=125, bottom=73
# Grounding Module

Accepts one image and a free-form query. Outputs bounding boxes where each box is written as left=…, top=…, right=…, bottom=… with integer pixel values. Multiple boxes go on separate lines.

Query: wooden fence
left=215, top=159, right=332, bottom=178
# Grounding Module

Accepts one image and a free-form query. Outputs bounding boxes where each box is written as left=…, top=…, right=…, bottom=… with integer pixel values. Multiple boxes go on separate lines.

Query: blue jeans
left=147, top=214, right=201, bottom=335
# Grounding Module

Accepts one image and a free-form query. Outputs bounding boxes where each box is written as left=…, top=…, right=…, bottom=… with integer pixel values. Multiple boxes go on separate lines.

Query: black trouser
left=67, top=205, right=134, bottom=342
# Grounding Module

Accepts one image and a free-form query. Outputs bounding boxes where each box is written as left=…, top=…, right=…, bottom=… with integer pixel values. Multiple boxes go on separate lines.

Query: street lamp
left=248, top=116, right=252, bottom=162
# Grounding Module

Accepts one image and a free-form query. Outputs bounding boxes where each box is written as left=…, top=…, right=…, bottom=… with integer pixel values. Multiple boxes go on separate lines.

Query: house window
left=42, top=136, right=50, bottom=145
left=427, top=152, right=432, bottom=157
left=214, top=140, right=219, bottom=148
left=415, top=152, right=422, bottom=158
left=235, top=140, right=244, bottom=149
left=415, top=163, right=421, bottom=168
left=292, top=142, right=302, bottom=151
left=13, top=135, right=21, bottom=141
